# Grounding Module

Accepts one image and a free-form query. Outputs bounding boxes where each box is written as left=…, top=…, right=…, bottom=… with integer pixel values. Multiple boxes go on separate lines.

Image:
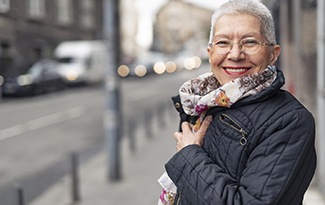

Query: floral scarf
left=158, top=66, right=277, bottom=205
left=180, top=65, right=277, bottom=132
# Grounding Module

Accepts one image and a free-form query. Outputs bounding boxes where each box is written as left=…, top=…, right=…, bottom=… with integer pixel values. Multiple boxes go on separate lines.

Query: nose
left=228, top=42, right=245, bottom=61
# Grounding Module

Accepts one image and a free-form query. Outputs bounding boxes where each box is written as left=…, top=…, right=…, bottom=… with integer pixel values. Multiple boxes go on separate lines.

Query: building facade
left=262, top=0, right=325, bottom=196
left=119, top=0, right=138, bottom=64
left=262, top=0, right=317, bottom=115
left=0, top=0, right=103, bottom=76
left=153, top=0, right=213, bottom=57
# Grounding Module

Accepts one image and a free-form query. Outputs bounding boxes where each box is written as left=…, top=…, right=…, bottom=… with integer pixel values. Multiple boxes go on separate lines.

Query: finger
left=173, top=132, right=183, bottom=152
left=197, top=115, right=213, bottom=135
left=181, top=121, right=192, bottom=133
left=173, top=131, right=182, bottom=140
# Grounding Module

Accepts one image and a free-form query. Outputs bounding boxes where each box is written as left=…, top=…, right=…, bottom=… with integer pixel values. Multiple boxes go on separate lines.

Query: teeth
left=225, top=68, right=247, bottom=73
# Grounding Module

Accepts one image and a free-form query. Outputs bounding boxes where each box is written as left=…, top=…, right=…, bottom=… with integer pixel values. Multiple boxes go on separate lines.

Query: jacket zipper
left=176, top=192, right=181, bottom=205
left=219, top=114, right=248, bottom=146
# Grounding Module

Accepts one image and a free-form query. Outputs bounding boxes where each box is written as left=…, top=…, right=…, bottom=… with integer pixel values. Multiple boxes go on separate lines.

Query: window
left=302, top=0, right=317, bottom=9
left=80, top=0, right=95, bottom=28
left=0, top=0, right=10, bottom=13
left=28, top=0, right=45, bottom=19
left=57, top=0, right=73, bottom=24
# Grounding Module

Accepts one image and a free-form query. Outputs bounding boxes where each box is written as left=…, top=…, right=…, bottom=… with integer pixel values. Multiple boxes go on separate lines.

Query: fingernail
left=206, top=115, right=212, bottom=122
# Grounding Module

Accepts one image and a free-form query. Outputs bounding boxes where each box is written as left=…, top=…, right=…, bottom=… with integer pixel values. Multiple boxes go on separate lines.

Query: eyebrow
left=213, top=32, right=262, bottom=39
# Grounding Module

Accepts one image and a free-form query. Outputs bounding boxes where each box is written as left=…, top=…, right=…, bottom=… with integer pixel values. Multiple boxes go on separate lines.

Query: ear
left=269, top=45, right=281, bottom=65
left=207, top=46, right=212, bottom=63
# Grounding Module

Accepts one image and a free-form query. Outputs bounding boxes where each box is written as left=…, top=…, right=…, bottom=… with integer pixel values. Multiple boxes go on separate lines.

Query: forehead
left=213, top=14, right=263, bottom=38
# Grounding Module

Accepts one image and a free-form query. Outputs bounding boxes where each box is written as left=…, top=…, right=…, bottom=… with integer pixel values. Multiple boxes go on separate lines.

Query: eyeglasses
left=209, top=38, right=274, bottom=55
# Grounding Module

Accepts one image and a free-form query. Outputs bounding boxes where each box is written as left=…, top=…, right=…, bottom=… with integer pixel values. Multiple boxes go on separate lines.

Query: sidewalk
left=30, top=107, right=325, bottom=205
left=304, top=186, right=325, bottom=205
left=31, top=107, right=178, bottom=205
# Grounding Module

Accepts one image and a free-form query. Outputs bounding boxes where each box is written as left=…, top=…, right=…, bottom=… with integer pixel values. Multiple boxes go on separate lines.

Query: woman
left=158, top=0, right=316, bottom=204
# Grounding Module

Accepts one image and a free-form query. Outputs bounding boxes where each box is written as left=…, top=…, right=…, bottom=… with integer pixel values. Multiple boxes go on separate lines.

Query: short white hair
left=208, top=0, right=276, bottom=45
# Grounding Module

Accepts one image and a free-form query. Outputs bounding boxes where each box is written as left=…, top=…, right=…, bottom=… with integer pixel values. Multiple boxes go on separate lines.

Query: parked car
left=2, top=59, right=66, bottom=96
left=54, top=40, right=109, bottom=85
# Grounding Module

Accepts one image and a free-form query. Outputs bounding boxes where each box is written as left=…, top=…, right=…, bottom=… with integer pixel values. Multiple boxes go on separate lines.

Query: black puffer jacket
left=166, top=69, right=316, bottom=205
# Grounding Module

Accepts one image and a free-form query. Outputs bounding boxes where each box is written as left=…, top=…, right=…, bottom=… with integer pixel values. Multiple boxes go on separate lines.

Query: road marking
left=0, top=106, right=85, bottom=141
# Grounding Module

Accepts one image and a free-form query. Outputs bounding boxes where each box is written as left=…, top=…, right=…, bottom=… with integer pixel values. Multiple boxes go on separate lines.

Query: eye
left=241, top=38, right=260, bottom=47
left=214, top=39, right=231, bottom=47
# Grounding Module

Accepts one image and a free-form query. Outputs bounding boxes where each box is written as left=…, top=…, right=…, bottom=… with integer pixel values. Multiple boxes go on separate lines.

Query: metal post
left=103, top=0, right=122, bottom=181
left=128, top=118, right=136, bottom=151
left=158, top=103, right=166, bottom=129
left=0, top=75, right=3, bottom=101
left=15, top=184, right=25, bottom=205
left=71, top=152, right=80, bottom=203
left=144, top=109, right=153, bottom=138
left=317, top=0, right=325, bottom=194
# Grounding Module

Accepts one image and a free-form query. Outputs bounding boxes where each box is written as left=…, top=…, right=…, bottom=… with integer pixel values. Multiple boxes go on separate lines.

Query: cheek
left=209, top=55, right=227, bottom=83
left=209, top=52, right=224, bottom=67
left=258, top=50, right=273, bottom=66
left=259, top=58, right=271, bottom=71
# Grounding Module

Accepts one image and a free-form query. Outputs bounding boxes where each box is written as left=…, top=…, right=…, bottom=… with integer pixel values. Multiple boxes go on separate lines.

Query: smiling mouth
left=224, top=67, right=250, bottom=75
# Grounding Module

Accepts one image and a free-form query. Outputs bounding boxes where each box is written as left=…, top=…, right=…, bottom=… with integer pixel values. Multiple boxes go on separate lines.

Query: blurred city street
left=0, top=65, right=209, bottom=204
left=0, top=0, right=324, bottom=204
left=30, top=98, right=178, bottom=205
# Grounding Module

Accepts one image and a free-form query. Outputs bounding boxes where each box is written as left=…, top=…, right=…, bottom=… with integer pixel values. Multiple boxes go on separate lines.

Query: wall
left=0, top=0, right=103, bottom=75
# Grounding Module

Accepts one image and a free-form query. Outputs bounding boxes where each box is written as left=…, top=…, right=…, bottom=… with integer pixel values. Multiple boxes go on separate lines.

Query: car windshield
left=57, top=57, right=74, bottom=63
left=28, top=63, right=43, bottom=76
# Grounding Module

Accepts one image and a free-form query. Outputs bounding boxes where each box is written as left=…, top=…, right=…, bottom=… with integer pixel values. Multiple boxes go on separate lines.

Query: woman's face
left=207, top=14, right=281, bottom=85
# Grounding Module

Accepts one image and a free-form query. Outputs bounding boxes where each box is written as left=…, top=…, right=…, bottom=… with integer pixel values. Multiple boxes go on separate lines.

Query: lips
left=224, top=67, right=250, bottom=76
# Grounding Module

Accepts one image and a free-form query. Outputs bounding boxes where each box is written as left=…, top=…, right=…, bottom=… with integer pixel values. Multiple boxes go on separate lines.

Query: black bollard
left=144, top=109, right=153, bottom=138
left=158, top=103, right=166, bottom=129
left=71, top=152, right=81, bottom=203
left=128, top=118, right=136, bottom=151
left=15, top=184, right=25, bottom=205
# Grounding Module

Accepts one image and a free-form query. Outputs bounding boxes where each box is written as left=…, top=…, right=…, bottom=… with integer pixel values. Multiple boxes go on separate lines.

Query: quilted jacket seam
left=178, top=151, right=219, bottom=204
left=259, top=110, right=302, bottom=199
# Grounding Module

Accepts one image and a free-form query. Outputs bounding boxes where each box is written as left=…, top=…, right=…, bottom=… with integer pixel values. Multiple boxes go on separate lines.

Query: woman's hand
left=174, top=116, right=213, bottom=152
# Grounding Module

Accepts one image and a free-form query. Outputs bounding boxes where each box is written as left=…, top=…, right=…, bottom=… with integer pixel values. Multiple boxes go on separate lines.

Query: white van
left=54, top=40, right=109, bottom=85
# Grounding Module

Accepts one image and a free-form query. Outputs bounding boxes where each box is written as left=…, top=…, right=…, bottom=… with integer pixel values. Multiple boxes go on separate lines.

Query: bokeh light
left=165, top=61, right=177, bottom=73
left=135, top=65, right=147, bottom=77
left=117, top=65, right=130, bottom=77
left=153, top=62, right=166, bottom=74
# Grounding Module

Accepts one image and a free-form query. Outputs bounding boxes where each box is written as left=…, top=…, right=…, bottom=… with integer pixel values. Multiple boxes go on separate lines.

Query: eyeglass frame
left=208, top=37, right=275, bottom=55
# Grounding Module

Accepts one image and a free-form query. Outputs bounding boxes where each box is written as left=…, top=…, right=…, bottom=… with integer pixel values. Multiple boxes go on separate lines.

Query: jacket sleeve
left=165, top=108, right=316, bottom=205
